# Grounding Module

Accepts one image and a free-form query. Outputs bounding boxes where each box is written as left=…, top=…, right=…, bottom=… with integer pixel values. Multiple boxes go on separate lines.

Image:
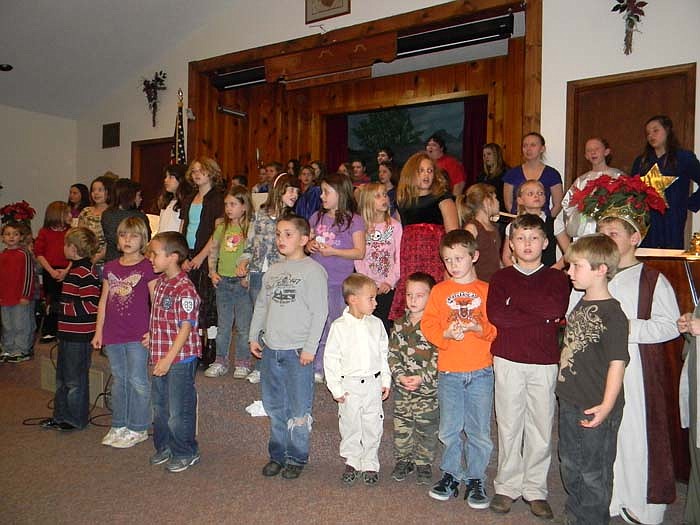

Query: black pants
left=42, top=269, right=62, bottom=336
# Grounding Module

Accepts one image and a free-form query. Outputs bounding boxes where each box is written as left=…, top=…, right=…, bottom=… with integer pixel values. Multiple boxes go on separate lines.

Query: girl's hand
left=182, top=259, right=192, bottom=272
left=141, top=332, right=150, bottom=348
left=377, top=282, right=392, bottom=295
left=55, top=268, right=69, bottom=281
left=190, top=256, right=203, bottom=270
left=210, top=272, right=221, bottom=287
left=91, top=333, right=102, bottom=350
left=317, top=243, right=334, bottom=256
left=236, top=260, right=249, bottom=277
left=306, top=239, right=321, bottom=254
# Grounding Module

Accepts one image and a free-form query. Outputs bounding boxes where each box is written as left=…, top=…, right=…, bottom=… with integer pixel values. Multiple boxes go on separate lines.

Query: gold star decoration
left=640, top=163, right=676, bottom=205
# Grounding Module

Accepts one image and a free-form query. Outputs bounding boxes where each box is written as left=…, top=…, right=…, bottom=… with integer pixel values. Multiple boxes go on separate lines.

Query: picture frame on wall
left=305, top=0, right=350, bottom=24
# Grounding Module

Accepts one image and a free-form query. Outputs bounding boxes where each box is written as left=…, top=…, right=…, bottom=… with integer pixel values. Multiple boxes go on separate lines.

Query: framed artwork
left=305, top=0, right=350, bottom=24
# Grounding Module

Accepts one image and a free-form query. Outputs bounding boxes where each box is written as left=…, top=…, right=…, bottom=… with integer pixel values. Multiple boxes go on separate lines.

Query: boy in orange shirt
left=422, top=230, right=497, bottom=510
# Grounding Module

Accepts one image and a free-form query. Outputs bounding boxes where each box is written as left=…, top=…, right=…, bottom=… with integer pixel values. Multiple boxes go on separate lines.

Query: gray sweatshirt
left=249, top=256, right=328, bottom=355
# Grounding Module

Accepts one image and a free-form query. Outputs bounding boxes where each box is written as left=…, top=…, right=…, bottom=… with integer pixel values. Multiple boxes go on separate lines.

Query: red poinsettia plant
left=570, top=175, right=667, bottom=218
left=0, top=200, right=37, bottom=224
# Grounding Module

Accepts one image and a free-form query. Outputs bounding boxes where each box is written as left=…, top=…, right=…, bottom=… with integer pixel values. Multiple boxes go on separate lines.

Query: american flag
left=171, top=89, right=186, bottom=165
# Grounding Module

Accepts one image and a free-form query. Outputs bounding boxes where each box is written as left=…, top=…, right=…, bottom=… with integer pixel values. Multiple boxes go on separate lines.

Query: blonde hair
left=65, top=227, right=99, bottom=259
left=186, top=157, right=225, bottom=192
left=565, top=233, right=620, bottom=281
left=456, top=183, right=495, bottom=227
left=342, top=273, right=376, bottom=302
left=516, top=179, right=546, bottom=214
left=358, top=182, right=390, bottom=230
left=117, top=216, right=149, bottom=253
left=396, top=152, right=447, bottom=208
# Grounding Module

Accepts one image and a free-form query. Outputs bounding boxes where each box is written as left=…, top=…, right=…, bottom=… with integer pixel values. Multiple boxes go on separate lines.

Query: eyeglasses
left=522, top=191, right=545, bottom=197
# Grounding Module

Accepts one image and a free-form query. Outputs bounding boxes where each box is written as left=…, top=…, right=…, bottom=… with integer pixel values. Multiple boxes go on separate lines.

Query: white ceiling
left=0, top=0, right=233, bottom=119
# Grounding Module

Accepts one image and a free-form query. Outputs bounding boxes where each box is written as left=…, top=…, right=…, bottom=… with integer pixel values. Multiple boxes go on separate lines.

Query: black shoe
left=342, top=464, right=359, bottom=485
left=281, top=464, right=304, bottom=480
left=39, top=418, right=60, bottom=429
left=6, top=354, right=31, bottom=363
left=465, top=478, right=490, bottom=509
left=262, top=460, right=284, bottom=477
left=40, top=334, right=56, bottom=343
left=391, top=460, right=415, bottom=481
left=429, top=472, right=460, bottom=501
left=363, top=471, right=379, bottom=485
left=57, top=422, right=78, bottom=432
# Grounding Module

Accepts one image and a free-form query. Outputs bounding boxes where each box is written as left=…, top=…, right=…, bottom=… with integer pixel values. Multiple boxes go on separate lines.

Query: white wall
left=76, top=0, right=447, bottom=184
left=0, top=104, right=77, bottom=233
left=541, top=0, right=700, bottom=172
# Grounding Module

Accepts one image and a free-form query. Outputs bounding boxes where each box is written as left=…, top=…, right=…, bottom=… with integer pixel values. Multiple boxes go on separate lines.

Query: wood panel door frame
left=565, top=63, right=696, bottom=187
left=131, top=136, right=174, bottom=214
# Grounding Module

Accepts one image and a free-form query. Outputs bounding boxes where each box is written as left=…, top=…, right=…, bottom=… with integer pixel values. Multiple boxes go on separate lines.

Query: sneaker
left=342, top=464, right=358, bottom=485
left=232, top=366, right=250, bottom=379
left=465, top=478, right=490, bottom=509
left=150, top=448, right=172, bottom=465
left=101, top=426, right=127, bottom=446
left=6, top=354, right=32, bottom=363
left=416, top=464, right=433, bottom=485
left=262, top=460, right=284, bottom=477
left=525, top=499, right=554, bottom=520
left=40, top=334, right=56, bottom=342
left=314, top=372, right=325, bottom=384
left=204, top=362, right=229, bottom=377
left=620, top=507, right=642, bottom=525
left=363, top=471, right=379, bottom=485
left=39, top=418, right=60, bottom=430
left=56, top=421, right=78, bottom=431
left=111, top=429, right=148, bottom=449
left=281, top=464, right=304, bottom=480
left=391, top=460, right=415, bottom=482
left=165, top=453, right=201, bottom=473
left=429, top=473, right=460, bottom=501
left=490, top=494, right=514, bottom=514
left=0, top=352, right=10, bottom=362
left=246, top=370, right=261, bottom=384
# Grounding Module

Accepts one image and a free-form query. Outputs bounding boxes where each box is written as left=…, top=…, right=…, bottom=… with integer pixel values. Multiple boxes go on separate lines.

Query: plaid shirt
left=148, top=271, right=201, bottom=365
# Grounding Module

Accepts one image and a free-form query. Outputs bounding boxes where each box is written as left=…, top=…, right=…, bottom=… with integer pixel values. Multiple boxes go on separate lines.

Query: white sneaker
left=232, top=366, right=250, bottom=379
left=101, top=426, right=127, bottom=446
left=111, top=429, right=148, bottom=449
left=314, top=372, right=325, bottom=384
left=246, top=370, right=261, bottom=384
left=204, top=362, right=229, bottom=377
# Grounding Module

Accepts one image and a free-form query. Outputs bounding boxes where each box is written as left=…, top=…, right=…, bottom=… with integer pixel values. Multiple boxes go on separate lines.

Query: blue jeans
left=215, top=276, right=253, bottom=367
left=152, top=359, right=199, bottom=460
left=105, top=342, right=151, bottom=431
left=260, top=346, right=314, bottom=465
left=559, top=399, right=622, bottom=525
left=1, top=302, right=36, bottom=355
left=54, top=339, right=92, bottom=429
left=437, top=367, right=494, bottom=482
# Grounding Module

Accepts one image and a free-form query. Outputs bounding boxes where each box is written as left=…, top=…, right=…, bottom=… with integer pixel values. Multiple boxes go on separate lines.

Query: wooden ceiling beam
left=191, top=0, right=523, bottom=75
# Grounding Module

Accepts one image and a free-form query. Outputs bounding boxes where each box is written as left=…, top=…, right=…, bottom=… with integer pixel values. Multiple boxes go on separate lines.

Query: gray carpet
left=0, top=342, right=687, bottom=524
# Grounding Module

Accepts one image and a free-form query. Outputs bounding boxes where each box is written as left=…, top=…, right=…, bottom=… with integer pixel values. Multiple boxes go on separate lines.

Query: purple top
left=102, top=258, right=157, bottom=344
left=310, top=212, right=365, bottom=286
left=503, top=165, right=562, bottom=216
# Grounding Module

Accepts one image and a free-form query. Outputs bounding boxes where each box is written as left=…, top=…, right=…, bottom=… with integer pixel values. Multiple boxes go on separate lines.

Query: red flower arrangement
left=0, top=200, right=37, bottom=224
left=569, top=175, right=667, bottom=218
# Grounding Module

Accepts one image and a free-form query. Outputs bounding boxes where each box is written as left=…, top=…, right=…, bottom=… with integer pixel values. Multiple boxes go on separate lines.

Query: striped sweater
left=58, top=258, right=101, bottom=341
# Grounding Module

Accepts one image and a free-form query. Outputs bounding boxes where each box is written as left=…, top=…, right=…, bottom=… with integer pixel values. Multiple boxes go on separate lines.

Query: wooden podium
left=637, top=248, right=700, bottom=483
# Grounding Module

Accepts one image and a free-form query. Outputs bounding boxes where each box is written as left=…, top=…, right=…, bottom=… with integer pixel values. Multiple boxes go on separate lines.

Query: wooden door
left=131, top=137, right=174, bottom=214
left=565, top=63, right=696, bottom=183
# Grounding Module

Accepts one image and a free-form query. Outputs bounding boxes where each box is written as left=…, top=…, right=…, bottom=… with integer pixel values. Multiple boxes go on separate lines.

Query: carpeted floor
left=1, top=342, right=687, bottom=524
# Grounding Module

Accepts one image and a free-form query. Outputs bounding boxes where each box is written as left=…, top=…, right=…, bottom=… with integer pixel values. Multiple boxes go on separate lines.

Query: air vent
left=212, top=65, right=266, bottom=91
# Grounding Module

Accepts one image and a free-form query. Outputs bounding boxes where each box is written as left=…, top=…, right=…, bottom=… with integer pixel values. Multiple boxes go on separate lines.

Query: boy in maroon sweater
left=0, top=221, right=36, bottom=362
left=486, top=214, right=570, bottom=519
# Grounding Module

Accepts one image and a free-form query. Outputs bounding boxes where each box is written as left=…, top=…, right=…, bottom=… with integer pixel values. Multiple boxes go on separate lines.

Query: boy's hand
left=334, top=393, right=348, bottom=403
left=141, top=332, right=150, bottom=348
left=298, top=351, right=314, bottom=366
left=678, top=313, right=700, bottom=336
left=250, top=341, right=262, bottom=358
left=399, top=375, right=422, bottom=391
left=580, top=403, right=612, bottom=428
left=153, top=357, right=173, bottom=376
left=381, top=387, right=390, bottom=400
left=443, top=320, right=465, bottom=341
left=461, top=320, right=482, bottom=334
left=19, top=298, right=29, bottom=305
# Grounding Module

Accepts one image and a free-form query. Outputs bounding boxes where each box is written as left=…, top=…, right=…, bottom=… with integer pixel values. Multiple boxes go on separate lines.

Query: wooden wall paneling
left=504, top=37, right=525, bottom=166
left=523, top=0, right=542, bottom=135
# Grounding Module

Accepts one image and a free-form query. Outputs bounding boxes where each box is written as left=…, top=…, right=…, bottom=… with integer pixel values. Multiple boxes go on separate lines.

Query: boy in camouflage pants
left=388, top=272, right=439, bottom=485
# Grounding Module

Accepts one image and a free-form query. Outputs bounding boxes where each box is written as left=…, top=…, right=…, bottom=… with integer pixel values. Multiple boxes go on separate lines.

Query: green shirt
left=214, top=222, right=246, bottom=277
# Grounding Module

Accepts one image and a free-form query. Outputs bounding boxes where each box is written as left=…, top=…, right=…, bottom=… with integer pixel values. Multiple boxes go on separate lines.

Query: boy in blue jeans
left=421, top=230, right=497, bottom=509
left=558, top=234, right=628, bottom=524
left=146, top=232, right=202, bottom=473
left=249, top=215, right=328, bottom=480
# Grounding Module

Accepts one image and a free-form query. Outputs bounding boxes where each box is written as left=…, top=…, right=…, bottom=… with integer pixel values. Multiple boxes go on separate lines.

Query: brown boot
left=525, top=499, right=554, bottom=520
left=489, top=494, right=514, bottom=513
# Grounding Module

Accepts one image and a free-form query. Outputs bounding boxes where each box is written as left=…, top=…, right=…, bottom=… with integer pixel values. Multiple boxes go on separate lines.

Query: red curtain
left=325, top=113, right=348, bottom=173
left=463, top=95, right=488, bottom=187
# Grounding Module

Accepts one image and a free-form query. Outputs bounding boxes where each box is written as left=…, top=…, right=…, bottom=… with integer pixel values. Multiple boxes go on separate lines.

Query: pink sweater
left=355, top=218, right=402, bottom=288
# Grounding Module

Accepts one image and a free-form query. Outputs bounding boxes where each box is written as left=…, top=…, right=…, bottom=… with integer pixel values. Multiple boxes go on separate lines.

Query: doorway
left=131, top=137, right=174, bottom=215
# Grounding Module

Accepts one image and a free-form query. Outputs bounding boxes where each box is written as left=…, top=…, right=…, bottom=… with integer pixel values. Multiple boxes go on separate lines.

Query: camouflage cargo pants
left=392, top=388, right=439, bottom=465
